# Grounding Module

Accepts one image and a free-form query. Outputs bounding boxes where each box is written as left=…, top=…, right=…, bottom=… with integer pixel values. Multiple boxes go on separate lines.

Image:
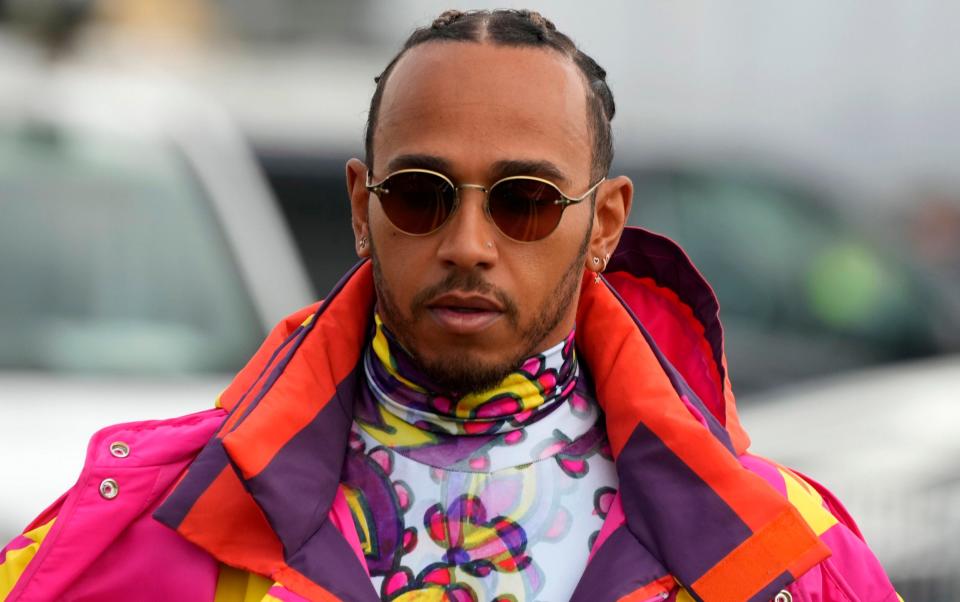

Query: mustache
left=411, top=271, right=518, bottom=321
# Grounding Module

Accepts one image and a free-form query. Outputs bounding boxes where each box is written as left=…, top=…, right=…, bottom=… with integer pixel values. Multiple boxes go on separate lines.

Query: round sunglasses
left=365, top=168, right=605, bottom=242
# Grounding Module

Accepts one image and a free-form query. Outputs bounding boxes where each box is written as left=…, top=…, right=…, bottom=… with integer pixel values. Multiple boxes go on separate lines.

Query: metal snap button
left=774, top=591, right=793, bottom=602
left=109, top=441, right=130, bottom=458
left=99, top=478, right=119, bottom=500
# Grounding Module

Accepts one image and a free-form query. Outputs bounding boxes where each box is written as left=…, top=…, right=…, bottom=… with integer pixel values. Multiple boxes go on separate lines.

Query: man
left=1, top=9, right=897, bottom=602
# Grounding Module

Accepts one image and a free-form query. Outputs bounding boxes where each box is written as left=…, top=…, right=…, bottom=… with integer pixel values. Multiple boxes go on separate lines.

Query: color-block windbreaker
left=1, top=228, right=899, bottom=602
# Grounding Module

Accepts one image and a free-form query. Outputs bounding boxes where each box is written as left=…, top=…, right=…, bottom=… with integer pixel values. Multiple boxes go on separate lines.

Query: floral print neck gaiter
left=342, top=314, right=619, bottom=601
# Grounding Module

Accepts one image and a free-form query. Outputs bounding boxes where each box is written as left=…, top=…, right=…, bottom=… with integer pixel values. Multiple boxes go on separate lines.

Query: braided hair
left=364, top=9, right=616, bottom=182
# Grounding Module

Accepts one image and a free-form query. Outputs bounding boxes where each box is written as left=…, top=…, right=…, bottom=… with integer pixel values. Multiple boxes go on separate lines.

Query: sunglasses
left=365, top=168, right=605, bottom=242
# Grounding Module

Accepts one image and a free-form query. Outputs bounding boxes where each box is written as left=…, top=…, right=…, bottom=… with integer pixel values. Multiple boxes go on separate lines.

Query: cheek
left=368, top=202, right=394, bottom=240
left=372, top=232, right=434, bottom=301
left=508, top=238, right=583, bottom=308
left=510, top=253, right=555, bottom=294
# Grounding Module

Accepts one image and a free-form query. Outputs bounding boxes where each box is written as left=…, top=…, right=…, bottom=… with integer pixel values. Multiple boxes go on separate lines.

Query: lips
left=427, top=293, right=505, bottom=313
left=426, top=292, right=505, bottom=334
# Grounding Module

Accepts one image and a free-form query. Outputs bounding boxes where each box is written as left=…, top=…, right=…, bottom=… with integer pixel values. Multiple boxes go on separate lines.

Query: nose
left=435, top=187, right=498, bottom=270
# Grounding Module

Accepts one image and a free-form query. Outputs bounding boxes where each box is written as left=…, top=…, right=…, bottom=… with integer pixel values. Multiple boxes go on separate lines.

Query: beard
left=370, top=221, right=592, bottom=395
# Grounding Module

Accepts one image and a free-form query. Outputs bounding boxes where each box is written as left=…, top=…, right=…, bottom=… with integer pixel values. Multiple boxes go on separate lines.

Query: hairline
left=366, top=37, right=608, bottom=182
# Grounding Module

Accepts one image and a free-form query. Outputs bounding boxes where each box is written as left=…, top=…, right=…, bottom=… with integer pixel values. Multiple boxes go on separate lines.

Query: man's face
left=361, top=42, right=596, bottom=393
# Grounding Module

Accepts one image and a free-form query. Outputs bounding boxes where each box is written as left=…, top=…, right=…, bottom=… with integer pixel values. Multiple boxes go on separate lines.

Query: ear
left=587, top=175, right=633, bottom=272
left=346, top=158, right=372, bottom=258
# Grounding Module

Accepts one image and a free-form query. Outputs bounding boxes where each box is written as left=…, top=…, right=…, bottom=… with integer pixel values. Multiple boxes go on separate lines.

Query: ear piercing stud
left=359, top=236, right=368, bottom=249
left=593, top=253, right=611, bottom=284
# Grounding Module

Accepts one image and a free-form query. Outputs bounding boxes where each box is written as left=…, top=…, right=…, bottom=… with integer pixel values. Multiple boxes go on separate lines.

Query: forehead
left=374, top=41, right=592, bottom=181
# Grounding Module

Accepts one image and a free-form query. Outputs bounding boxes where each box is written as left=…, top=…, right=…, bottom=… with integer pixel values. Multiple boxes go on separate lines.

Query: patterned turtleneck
left=341, top=314, right=619, bottom=602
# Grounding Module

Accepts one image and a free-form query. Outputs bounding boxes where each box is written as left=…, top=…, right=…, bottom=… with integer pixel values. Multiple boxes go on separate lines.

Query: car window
left=256, top=151, right=358, bottom=295
left=629, top=170, right=940, bottom=355
left=0, top=122, right=264, bottom=374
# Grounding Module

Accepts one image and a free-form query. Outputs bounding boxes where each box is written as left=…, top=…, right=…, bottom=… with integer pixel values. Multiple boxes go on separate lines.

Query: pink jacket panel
left=6, top=409, right=226, bottom=601
left=5, top=408, right=371, bottom=602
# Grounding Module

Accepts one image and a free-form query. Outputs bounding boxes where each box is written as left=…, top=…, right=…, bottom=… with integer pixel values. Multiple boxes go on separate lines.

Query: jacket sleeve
left=0, top=518, right=57, bottom=599
left=0, top=490, right=67, bottom=600
left=740, top=454, right=901, bottom=602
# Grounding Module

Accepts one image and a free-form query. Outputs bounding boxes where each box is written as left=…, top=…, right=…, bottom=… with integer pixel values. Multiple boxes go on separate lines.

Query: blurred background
left=0, top=0, right=958, bottom=598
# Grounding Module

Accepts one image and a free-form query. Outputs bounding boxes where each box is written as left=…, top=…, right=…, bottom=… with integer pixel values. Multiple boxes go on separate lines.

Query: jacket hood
left=599, top=227, right=749, bottom=453
left=155, top=227, right=828, bottom=602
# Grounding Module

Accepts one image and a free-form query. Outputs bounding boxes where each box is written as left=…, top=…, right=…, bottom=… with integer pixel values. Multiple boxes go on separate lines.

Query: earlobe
left=585, top=251, right=611, bottom=284
left=586, top=254, right=606, bottom=284
left=356, top=224, right=371, bottom=257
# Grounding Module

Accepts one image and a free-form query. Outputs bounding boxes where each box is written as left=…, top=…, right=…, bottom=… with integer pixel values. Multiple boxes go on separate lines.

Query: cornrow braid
left=364, top=9, right=616, bottom=182
left=431, top=9, right=465, bottom=29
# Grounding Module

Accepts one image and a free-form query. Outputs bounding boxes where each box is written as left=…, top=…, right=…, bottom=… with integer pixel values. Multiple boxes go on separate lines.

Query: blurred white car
left=0, top=69, right=315, bottom=541
left=739, top=355, right=960, bottom=600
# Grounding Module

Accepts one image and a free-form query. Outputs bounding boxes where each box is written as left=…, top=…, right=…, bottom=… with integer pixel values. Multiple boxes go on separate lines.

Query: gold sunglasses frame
left=365, top=168, right=606, bottom=242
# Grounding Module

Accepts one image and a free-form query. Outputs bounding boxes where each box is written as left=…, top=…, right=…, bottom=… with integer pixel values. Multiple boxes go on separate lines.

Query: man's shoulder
left=83, top=407, right=227, bottom=468
left=740, top=453, right=857, bottom=536
left=739, top=453, right=900, bottom=600
left=1, top=407, right=228, bottom=599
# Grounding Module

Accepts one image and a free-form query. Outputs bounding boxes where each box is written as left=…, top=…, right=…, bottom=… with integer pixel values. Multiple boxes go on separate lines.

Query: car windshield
left=637, top=172, right=932, bottom=336
left=0, top=122, right=263, bottom=374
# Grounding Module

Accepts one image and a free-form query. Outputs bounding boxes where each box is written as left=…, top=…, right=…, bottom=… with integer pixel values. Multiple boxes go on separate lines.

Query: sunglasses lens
left=376, top=172, right=455, bottom=235
left=488, top=178, right=565, bottom=241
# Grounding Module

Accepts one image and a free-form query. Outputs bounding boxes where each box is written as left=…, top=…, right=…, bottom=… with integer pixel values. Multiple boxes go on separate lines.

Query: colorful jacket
left=1, top=228, right=898, bottom=602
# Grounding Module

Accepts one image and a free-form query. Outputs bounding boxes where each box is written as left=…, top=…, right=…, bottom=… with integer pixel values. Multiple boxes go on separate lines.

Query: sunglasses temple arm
left=557, top=177, right=606, bottom=205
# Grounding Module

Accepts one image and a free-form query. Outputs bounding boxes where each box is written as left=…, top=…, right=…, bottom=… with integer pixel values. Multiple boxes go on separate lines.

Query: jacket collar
left=155, top=227, right=829, bottom=602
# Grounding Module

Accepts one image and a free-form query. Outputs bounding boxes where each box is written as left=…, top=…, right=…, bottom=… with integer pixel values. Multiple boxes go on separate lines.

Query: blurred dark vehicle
left=0, top=71, right=314, bottom=540
left=257, top=152, right=960, bottom=395
left=256, top=149, right=359, bottom=295
left=741, top=354, right=960, bottom=601
left=625, top=164, right=960, bottom=394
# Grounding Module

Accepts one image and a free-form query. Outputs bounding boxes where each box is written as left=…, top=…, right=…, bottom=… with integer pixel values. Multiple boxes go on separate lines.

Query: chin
left=412, top=337, right=523, bottom=395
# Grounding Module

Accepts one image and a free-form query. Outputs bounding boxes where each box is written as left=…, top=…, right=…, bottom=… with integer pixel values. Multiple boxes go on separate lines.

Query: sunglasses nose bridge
left=456, top=183, right=489, bottom=203
left=452, top=183, right=491, bottom=216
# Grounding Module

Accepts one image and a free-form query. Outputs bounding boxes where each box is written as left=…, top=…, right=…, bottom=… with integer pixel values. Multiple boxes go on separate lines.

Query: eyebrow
left=489, top=159, right=569, bottom=186
left=385, top=154, right=452, bottom=175
left=384, top=154, right=570, bottom=186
